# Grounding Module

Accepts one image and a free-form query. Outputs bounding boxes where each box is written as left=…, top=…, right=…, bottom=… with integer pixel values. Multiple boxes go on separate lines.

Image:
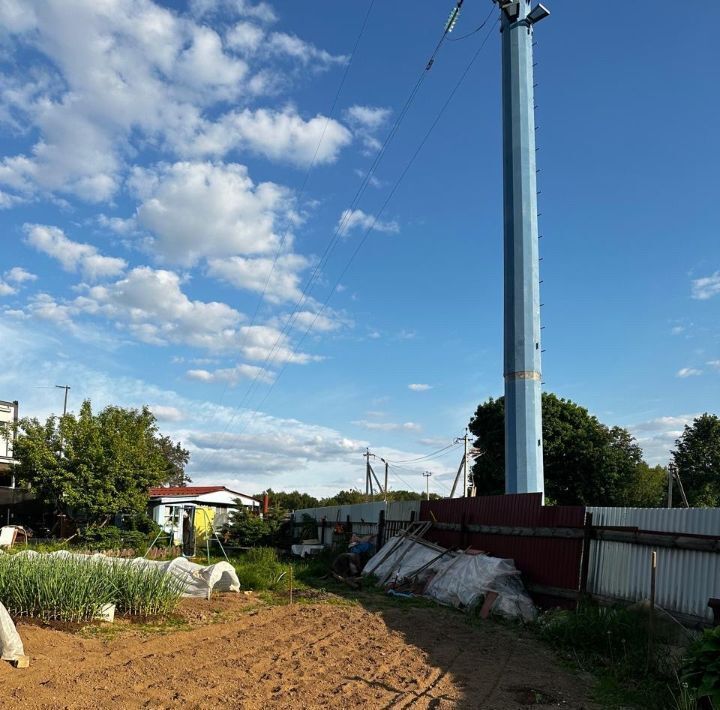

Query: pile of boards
left=363, top=531, right=536, bottom=622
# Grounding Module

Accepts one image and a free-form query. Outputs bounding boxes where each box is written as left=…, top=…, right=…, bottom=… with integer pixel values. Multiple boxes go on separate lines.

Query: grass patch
left=537, top=603, right=693, bottom=709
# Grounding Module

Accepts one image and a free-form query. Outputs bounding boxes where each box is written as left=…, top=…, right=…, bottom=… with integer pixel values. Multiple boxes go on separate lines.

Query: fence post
left=320, top=517, right=327, bottom=545
left=289, top=513, right=296, bottom=541
left=346, top=515, right=352, bottom=537
left=378, top=509, right=386, bottom=549
left=578, top=511, right=593, bottom=605
left=410, top=509, right=416, bottom=523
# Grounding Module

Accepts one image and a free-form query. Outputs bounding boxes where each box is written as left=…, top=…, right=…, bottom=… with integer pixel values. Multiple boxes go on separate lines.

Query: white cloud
left=345, top=105, right=391, bottom=132
left=97, top=215, right=137, bottom=235
left=408, top=383, right=432, bottom=392
left=133, top=162, right=293, bottom=266
left=345, top=104, right=391, bottom=154
left=691, top=272, right=720, bottom=300
left=0, top=0, right=346, bottom=203
left=187, top=363, right=274, bottom=385
left=337, top=208, right=399, bottom=238
left=150, top=405, right=185, bottom=422
left=227, top=21, right=347, bottom=69
left=4, top=267, right=37, bottom=283
left=186, top=108, right=352, bottom=166
left=671, top=325, right=685, bottom=335
left=707, top=360, right=720, bottom=371
left=352, top=420, right=422, bottom=432
left=0, top=281, right=17, bottom=296
left=676, top=367, right=702, bottom=378
left=207, top=253, right=309, bottom=304
left=629, top=414, right=699, bottom=465
left=24, top=224, right=126, bottom=280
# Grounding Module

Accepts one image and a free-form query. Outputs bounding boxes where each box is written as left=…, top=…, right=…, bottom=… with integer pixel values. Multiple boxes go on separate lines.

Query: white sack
left=0, top=601, right=24, bottom=662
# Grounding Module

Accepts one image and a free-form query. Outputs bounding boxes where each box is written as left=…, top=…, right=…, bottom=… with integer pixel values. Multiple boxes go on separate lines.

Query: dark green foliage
left=672, top=413, right=720, bottom=507
left=224, top=504, right=281, bottom=547
left=469, top=393, right=647, bottom=505
left=4, top=400, right=190, bottom=526
left=76, top=525, right=149, bottom=552
left=682, top=626, right=720, bottom=706
left=260, top=489, right=320, bottom=511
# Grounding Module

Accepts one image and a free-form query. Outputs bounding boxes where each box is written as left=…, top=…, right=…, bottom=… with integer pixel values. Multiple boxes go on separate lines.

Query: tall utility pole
left=55, top=384, right=71, bottom=455
left=55, top=384, right=70, bottom=417
left=363, top=448, right=373, bottom=497
left=463, top=428, right=469, bottom=496
left=497, top=0, right=550, bottom=496
left=423, top=471, right=432, bottom=501
left=380, top=457, right=389, bottom=502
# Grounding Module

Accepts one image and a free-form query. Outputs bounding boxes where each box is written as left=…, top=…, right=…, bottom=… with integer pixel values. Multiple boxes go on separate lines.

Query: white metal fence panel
left=587, top=507, right=720, bottom=624
left=293, top=501, right=421, bottom=541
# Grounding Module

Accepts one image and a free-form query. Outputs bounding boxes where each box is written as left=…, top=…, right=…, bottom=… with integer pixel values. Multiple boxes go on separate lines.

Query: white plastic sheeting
left=364, top=535, right=537, bottom=622
left=6, top=550, right=240, bottom=598
left=0, top=601, right=24, bottom=662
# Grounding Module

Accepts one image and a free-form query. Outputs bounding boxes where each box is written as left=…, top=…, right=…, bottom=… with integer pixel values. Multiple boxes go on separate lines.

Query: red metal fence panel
left=420, top=494, right=586, bottom=593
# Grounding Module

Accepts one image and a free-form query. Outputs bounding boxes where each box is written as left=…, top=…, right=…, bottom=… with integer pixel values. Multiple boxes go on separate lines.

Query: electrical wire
left=447, top=6, right=494, bottom=42
left=192, top=3, right=474, bottom=469
left=385, top=442, right=459, bottom=464
left=194, top=0, right=377, bottom=441
left=218, top=17, right=501, bottom=453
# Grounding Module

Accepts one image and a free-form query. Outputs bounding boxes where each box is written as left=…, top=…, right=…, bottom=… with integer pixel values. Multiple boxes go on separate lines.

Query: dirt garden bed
left=0, top=593, right=597, bottom=709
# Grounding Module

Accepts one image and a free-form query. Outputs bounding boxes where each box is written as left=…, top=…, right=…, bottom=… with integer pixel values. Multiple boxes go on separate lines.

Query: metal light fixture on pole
left=423, top=471, right=432, bottom=501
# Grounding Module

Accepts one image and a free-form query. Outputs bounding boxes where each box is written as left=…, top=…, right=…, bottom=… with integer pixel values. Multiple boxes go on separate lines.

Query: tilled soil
left=1, top=594, right=596, bottom=709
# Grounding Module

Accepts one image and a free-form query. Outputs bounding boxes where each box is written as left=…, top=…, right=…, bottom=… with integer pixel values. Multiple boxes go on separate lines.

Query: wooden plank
left=593, top=529, right=720, bottom=553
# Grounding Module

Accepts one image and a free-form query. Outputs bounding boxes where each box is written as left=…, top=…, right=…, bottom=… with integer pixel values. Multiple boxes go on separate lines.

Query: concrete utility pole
left=55, top=384, right=70, bottom=417
left=463, top=428, right=469, bottom=496
left=497, top=0, right=549, bottom=496
left=55, top=384, right=70, bottom=456
left=423, top=471, right=432, bottom=501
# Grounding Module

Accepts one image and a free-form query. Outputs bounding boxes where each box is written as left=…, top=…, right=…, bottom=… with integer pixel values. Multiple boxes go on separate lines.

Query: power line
left=447, top=6, right=494, bottom=42
left=385, top=442, right=460, bottom=464
left=217, top=19, right=500, bottom=453
left=192, top=3, right=473, bottom=469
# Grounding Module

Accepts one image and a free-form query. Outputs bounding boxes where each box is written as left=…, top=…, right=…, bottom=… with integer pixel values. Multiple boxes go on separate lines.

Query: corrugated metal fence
left=587, top=507, right=720, bottom=625
left=421, top=494, right=587, bottom=599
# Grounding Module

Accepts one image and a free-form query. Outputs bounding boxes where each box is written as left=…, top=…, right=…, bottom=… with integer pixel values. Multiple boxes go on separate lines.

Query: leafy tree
left=319, top=489, right=367, bottom=506
left=156, top=435, right=191, bottom=487
left=671, top=413, right=720, bottom=506
left=619, top=463, right=668, bottom=508
left=5, top=400, right=187, bottom=526
left=469, top=393, right=644, bottom=505
left=258, top=489, right=319, bottom=512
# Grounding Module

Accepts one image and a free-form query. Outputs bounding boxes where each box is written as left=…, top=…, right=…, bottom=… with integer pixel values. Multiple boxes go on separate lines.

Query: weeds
left=537, top=603, right=694, bottom=709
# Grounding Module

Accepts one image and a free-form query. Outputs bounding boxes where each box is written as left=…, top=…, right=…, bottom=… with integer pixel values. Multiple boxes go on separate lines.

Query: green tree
left=6, top=400, right=187, bottom=526
left=259, top=489, right=319, bottom=512
left=224, top=503, right=281, bottom=547
left=619, top=463, right=668, bottom=508
left=671, top=413, right=720, bottom=506
left=469, top=393, right=644, bottom=505
left=156, top=435, right=191, bottom=487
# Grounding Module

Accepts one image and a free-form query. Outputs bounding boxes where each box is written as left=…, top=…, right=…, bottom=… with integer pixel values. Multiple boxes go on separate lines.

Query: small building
left=148, top=486, right=260, bottom=548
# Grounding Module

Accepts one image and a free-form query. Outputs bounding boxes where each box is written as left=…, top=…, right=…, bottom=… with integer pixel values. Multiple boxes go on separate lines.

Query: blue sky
left=0, top=0, right=718, bottom=498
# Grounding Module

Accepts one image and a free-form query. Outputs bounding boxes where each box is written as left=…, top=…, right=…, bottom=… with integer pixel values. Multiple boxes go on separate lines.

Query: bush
left=76, top=524, right=154, bottom=553
left=682, top=626, right=720, bottom=707
left=224, top=508, right=280, bottom=547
